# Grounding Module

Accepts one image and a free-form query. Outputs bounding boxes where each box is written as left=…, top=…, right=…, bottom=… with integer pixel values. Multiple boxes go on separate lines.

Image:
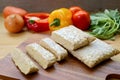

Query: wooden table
left=0, top=14, right=43, bottom=59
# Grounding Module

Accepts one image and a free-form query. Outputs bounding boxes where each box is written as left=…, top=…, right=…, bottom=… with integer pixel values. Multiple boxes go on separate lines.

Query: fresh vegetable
left=69, top=6, right=83, bottom=14
left=90, top=9, right=120, bottom=40
left=70, top=6, right=90, bottom=30
left=4, top=14, right=24, bottom=33
left=3, top=6, right=28, bottom=18
left=72, top=10, right=90, bottom=30
left=24, top=13, right=49, bottom=32
left=48, top=8, right=72, bottom=31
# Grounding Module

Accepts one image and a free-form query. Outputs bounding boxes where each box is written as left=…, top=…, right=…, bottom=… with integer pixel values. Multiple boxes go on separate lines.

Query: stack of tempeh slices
left=11, top=25, right=119, bottom=75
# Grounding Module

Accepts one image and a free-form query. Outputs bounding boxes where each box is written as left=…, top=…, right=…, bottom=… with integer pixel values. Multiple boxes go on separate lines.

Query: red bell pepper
left=70, top=6, right=90, bottom=30
left=24, top=13, right=50, bottom=32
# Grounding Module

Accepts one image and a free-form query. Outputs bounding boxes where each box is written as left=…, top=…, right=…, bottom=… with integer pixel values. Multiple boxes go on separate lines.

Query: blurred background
left=0, top=0, right=120, bottom=12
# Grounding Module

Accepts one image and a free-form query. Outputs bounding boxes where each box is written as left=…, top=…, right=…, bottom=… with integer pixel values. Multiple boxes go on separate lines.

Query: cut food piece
left=51, top=25, right=96, bottom=50
left=69, top=39, right=119, bottom=68
left=11, top=48, right=39, bottom=75
left=40, top=38, right=68, bottom=61
left=26, top=43, right=56, bottom=69
left=111, top=53, right=120, bottom=62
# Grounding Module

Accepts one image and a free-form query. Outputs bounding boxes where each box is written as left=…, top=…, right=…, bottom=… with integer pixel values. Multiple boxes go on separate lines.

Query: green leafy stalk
left=90, top=9, right=120, bottom=40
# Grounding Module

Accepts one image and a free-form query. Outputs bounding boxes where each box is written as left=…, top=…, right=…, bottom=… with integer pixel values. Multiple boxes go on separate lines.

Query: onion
left=4, top=14, right=25, bottom=33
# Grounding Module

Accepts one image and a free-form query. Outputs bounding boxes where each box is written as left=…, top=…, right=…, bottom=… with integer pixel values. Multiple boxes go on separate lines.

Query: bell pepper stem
left=50, top=18, right=60, bottom=27
left=29, top=20, right=35, bottom=24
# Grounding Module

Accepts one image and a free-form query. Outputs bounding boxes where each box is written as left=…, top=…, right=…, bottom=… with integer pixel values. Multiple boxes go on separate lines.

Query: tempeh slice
left=69, top=39, right=119, bottom=68
left=11, top=48, right=39, bottom=75
left=26, top=43, right=56, bottom=69
left=51, top=25, right=96, bottom=50
left=40, top=38, right=68, bottom=61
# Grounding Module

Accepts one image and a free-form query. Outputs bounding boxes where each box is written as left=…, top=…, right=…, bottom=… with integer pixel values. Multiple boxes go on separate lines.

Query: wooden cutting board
left=0, top=34, right=120, bottom=80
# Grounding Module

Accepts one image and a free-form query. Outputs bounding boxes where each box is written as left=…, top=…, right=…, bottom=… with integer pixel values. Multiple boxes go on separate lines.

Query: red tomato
left=69, top=6, right=83, bottom=14
left=72, top=10, right=90, bottom=30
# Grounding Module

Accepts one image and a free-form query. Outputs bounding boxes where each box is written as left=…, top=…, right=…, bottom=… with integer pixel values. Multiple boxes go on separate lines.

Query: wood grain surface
left=0, top=34, right=120, bottom=80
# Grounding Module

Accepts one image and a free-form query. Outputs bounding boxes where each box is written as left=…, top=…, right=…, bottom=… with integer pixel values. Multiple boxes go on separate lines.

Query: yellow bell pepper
left=48, top=8, right=72, bottom=31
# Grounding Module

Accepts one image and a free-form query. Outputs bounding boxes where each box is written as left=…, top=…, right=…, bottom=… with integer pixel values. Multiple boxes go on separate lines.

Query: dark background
left=0, top=0, right=120, bottom=12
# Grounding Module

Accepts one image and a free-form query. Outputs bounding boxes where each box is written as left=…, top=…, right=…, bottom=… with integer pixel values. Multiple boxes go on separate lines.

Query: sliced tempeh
left=69, top=39, right=119, bottom=68
left=26, top=43, right=56, bottom=69
left=51, top=25, right=96, bottom=50
left=11, top=48, right=39, bottom=75
left=111, top=53, right=120, bottom=62
left=40, top=38, right=68, bottom=61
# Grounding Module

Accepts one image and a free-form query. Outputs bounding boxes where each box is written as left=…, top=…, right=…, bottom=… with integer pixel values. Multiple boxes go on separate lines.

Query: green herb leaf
left=90, top=9, right=120, bottom=40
